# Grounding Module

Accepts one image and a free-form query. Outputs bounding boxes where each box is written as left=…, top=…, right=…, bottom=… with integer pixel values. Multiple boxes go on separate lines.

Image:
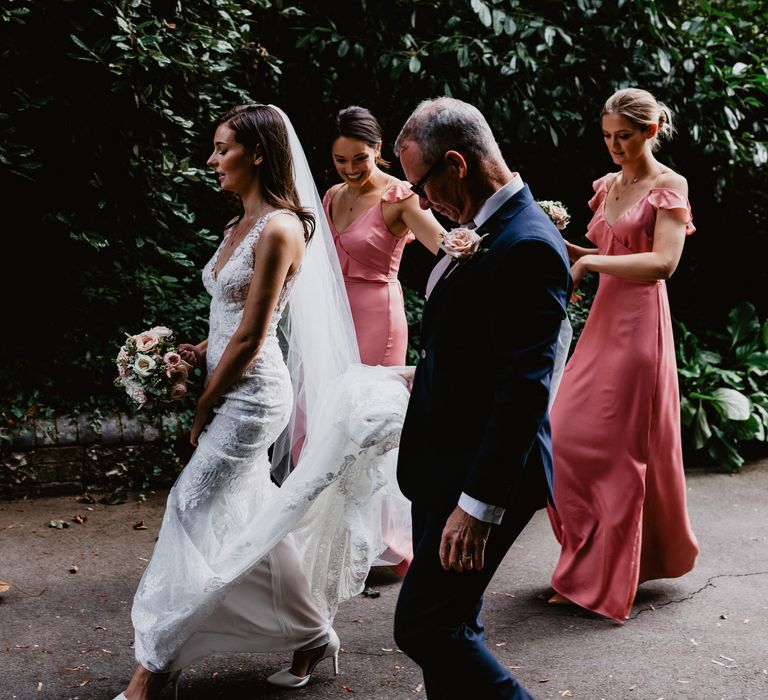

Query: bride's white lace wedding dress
left=131, top=209, right=410, bottom=673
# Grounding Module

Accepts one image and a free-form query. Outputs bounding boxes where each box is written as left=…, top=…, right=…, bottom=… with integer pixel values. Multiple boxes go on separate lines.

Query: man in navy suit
left=393, top=98, right=571, bottom=699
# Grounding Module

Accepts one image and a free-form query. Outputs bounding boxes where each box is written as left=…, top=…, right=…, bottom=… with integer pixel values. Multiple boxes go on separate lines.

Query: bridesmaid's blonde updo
left=601, top=88, right=675, bottom=151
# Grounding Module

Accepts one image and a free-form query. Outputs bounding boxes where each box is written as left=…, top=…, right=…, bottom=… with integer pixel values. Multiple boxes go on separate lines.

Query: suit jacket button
left=420, top=349, right=427, bottom=359
left=494, top=507, right=504, bottom=516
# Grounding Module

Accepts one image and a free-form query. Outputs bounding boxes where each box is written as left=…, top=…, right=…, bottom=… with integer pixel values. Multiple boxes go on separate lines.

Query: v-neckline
left=602, top=190, right=652, bottom=229
left=328, top=178, right=394, bottom=234
left=211, top=218, right=260, bottom=281
left=330, top=198, right=380, bottom=235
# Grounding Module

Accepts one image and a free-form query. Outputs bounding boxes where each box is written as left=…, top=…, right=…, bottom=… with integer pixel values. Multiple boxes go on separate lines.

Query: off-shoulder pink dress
left=323, top=179, right=415, bottom=366
left=547, top=175, right=699, bottom=622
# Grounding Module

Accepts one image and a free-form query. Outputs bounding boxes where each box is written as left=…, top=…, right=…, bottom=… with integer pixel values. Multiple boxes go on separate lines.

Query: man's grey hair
left=394, top=97, right=503, bottom=166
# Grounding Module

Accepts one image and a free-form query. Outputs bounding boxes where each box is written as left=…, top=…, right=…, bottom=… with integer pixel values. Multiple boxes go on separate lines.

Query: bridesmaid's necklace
left=614, top=173, right=640, bottom=200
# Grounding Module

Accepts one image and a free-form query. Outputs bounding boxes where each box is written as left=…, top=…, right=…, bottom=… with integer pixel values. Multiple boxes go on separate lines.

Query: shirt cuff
left=458, top=492, right=505, bottom=525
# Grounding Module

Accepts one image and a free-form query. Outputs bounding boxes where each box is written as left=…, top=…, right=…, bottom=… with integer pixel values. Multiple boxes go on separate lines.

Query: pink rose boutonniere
left=537, top=200, right=571, bottom=231
left=439, top=226, right=489, bottom=260
left=438, top=227, right=489, bottom=280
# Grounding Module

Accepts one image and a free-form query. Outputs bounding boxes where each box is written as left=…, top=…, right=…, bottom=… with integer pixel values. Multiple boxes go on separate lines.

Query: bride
left=113, top=104, right=410, bottom=699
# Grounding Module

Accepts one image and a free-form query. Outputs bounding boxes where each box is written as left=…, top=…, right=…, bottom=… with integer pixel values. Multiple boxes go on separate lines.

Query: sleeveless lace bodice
left=202, top=210, right=298, bottom=376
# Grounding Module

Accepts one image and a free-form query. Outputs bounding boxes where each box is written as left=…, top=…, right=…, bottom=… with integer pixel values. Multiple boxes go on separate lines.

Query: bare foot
left=122, top=664, right=172, bottom=700
left=548, top=592, right=575, bottom=606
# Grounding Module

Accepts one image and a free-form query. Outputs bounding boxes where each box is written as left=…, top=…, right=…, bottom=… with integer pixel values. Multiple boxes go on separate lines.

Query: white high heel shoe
left=266, top=628, right=340, bottom=688
left=112, top=669, right=181, bottom=700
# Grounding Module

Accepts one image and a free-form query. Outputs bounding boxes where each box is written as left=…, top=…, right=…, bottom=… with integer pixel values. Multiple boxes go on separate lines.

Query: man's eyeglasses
left=410, top=155, right=446, bottom=199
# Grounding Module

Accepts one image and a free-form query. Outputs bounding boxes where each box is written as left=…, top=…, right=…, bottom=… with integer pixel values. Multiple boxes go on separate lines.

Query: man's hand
left=439, top=505, right=492, bottom=572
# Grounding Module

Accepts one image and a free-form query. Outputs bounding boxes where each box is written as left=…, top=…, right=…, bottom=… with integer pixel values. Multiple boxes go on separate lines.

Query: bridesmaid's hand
left=564, top=240, right=581, bottom=264
left=190, top=397, right=215, bottom=447
left=570, top=256, right=593, bottom=304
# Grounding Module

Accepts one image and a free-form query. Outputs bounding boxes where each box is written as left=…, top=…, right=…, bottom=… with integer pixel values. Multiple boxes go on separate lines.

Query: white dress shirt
left=423, top=174, right=524, bottom=524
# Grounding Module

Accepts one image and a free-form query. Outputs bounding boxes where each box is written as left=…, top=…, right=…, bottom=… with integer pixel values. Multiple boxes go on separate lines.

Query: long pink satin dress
left=323, top=179, right=415, bottom=366
left=547, top=174, right=699, bottom=622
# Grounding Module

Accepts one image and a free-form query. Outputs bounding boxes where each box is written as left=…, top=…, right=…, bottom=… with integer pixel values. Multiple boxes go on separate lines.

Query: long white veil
left=269, top=105, right=361, bottom=483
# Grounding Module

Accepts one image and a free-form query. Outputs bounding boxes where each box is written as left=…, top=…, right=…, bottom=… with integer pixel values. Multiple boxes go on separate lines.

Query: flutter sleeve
left=588, top=175, right=610, bottom=212
left=648, top=188, right=696, bottom=235
left=382, top=179, right=415, bottom=204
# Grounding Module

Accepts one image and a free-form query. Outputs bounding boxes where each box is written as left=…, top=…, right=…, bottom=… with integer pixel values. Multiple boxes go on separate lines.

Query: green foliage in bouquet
left=677, top=303, right=768, bottom=470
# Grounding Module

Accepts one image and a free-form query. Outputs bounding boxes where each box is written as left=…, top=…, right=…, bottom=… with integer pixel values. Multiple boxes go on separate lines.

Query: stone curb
left=6, top=412, right=182, bottom=449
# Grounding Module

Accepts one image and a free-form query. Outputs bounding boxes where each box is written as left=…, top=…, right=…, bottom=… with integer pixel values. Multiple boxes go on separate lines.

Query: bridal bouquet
left=537, top=200, right=571, bottom=230
left=115, top=326, right=191, bottom=411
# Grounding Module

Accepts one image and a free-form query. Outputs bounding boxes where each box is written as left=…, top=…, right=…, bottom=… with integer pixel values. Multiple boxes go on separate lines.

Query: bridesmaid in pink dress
left=547, top=88, right=699, bottom=622
left=323, top=107, right=443, bottom=574
left=323, top=106, right=443, bottom=366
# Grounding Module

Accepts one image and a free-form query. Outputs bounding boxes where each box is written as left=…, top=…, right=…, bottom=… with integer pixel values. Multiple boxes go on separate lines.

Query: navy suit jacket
left=396, top=185, right=572, bottom=512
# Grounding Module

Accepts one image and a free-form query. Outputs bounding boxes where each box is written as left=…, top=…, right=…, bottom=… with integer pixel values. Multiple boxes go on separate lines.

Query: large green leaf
left=693, top=403, right=712, bottom=449
left=727, top=302, right=759, bottom=350
left=711, top=387, right=751, bottom=421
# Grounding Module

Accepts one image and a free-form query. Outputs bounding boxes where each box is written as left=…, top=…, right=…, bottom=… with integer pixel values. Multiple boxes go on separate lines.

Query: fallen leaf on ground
left=49, top=520, right=69, bottom=529
left=538, top=678, right=551, bottom=683
left=37, top=682, right=42, bottom=691
left=0, top=581, right=11, bottom=594
left=133, top=521, right=148, bottom=530
left=361, top=586, right=380, bottom=598
left=95, top=625, right=106, bottom=631
left=413, top=684, right=423, bottom=693
left=69, top=565, right=79, bottom=574
left=341, top=684, right=354, bottom=692
left=495, top=641, right=507, bottom=647
left=560, top=691, right=573, bottom=697
left=72, top=515, right=88, bottom=524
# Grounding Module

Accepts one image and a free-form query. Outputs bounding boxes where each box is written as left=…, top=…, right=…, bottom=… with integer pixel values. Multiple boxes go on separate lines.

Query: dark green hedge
left=1, top=0, right=766, bottom=466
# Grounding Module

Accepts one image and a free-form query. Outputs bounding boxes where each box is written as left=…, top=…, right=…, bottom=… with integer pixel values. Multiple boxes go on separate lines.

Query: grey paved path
left=1, top=461, right=766, bottom=700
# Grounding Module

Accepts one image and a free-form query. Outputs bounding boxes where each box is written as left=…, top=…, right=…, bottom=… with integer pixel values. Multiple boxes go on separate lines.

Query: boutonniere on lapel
left=439, top=227, right=489, bottom=279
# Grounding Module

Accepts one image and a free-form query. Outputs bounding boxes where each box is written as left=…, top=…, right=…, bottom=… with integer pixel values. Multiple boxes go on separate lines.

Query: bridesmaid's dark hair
left=216, top=104, right=315, bottom=242
left=334, top=106, right=390, bottom=168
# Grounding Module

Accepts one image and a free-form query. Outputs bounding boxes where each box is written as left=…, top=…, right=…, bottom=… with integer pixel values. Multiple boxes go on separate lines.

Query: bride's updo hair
left=334, top=106, right=390, bottom=168
left=216, top=104, right=315, bottom=242
left=601, top=88, right=675, bottom=152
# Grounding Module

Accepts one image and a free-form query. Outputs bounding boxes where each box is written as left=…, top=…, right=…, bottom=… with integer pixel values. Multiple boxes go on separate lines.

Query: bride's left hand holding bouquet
left=115, top=325, right=194, bottom=412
